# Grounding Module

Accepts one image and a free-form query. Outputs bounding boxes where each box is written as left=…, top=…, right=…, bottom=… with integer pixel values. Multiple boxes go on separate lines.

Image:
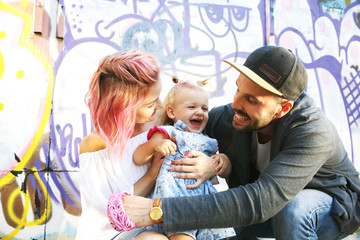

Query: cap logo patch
left=259, top=64, right=281, bottom=83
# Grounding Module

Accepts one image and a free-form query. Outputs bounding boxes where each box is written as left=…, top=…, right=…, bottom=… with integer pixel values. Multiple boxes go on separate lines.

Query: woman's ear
left=166, top=106, right=176, bottom=119
left=275, top=100, right=294, bottom=119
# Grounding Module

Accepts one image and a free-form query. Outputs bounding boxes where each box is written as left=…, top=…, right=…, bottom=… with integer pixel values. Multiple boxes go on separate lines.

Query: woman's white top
left=75, top=131, right=150, bottom=240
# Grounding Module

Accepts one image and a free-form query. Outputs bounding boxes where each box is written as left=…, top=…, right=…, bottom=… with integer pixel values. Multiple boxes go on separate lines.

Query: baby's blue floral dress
left=144, top=120, right=235, bottom=239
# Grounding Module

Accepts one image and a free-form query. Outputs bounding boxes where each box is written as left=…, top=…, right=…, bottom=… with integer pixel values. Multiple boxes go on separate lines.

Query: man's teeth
left=235, top=114, right=247, bottom=120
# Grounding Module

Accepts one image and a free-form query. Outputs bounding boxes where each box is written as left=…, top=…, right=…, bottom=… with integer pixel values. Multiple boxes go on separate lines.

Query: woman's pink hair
left=85, top=50, right=160, bottom=159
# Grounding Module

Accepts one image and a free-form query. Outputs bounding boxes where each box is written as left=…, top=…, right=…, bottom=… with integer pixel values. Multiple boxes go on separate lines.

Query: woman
left=75, top=50, right=168, bottom=240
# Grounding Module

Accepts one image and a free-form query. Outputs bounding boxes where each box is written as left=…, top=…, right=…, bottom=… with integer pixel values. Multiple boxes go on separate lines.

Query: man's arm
left=122, top=111, right=336, bottom=232
left=161, top=113, right=335, bottom=232
left=122, top=195, right=159, bottom=227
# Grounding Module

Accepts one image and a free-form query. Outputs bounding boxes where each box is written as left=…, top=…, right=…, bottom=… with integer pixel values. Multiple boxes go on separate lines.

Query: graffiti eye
left=230, top=6, right=250, bottom=31
left=355, top=12, right=360, bottom=29
left=199, top=4, right=251, bottom=37
left=205, top=6, right=223, bottom=24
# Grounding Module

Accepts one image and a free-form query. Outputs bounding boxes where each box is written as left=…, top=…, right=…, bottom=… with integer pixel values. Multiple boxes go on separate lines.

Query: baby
left=108, top=78, right=235, bottom=240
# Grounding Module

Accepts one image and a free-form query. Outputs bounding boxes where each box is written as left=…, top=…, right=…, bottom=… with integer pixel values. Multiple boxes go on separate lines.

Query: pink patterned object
left=107, top=191, right=136, bottom=232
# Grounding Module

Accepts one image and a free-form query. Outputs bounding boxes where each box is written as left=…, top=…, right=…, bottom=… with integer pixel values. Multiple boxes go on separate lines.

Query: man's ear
left=166, top=106, right=176, bottom=119
left=275, top=100, right=294, bottom=119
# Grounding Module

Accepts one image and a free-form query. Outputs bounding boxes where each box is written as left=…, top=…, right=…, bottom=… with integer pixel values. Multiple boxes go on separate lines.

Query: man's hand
left=122, top=195, right=155, bottom=228
left=169, top=150, right=216, bottom=189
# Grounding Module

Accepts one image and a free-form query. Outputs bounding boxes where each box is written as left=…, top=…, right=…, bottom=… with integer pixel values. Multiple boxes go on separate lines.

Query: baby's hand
left=153, top=139, right=176, bottom=157
left=212, top=153, right=231, bottom=178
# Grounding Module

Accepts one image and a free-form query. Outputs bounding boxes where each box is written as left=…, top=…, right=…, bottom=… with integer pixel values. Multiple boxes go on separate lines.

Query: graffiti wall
left=0, top=0, right=359, bottom=239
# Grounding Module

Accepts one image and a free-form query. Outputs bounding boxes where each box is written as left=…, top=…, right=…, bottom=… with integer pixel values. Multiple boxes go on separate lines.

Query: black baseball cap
left=223, top=45, right=308, bottom=101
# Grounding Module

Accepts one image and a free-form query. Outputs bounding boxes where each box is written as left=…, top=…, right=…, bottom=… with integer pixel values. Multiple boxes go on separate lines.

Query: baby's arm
left=212, top=153, right=232, bottom=178
left=133, top=131, right=176, bottom=166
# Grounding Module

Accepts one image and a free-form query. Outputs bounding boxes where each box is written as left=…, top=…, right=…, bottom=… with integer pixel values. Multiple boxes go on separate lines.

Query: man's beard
left=232, top=118, right=274, bottom=132
left=232, top=109, right=276, bottom=132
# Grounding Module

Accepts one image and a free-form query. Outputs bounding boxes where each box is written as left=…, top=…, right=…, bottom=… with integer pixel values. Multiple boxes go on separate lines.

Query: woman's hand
left=168, top=150, right=216, bottom=189
left=148, top=153, right=164, bottom=180
left=134, top=153, right=163, bottom=196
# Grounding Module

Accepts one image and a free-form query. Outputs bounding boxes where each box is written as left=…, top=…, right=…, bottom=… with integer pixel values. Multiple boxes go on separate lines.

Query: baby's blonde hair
left=160, top=76, right=210, bottom=125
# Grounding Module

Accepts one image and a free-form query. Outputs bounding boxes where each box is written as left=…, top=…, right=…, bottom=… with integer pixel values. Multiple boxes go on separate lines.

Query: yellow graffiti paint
left=0, top=50, right=4, bottom=80
left=16, top=70, right=24, bottom=78
left=4, top=170, right=52, bottom=239
left=0, top=1, right=54, bottom=237
left=0, top=102, right=3, bottom=111
left=3, top=188, right=29, bottom=239
left=0, top=3, right=54, bottom=187
left=8, top=170, right=52, bottom=225
left=0, top=30, right=4, bottom=81
left=21, top=0, right=28, bottom=9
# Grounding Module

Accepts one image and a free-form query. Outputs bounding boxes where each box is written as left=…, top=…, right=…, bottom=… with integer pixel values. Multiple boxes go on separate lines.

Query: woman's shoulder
left=80, top=131, right=107, bottom=154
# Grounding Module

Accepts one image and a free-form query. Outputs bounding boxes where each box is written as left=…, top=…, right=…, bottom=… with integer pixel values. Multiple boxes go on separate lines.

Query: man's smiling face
left=231, top=74, right=282, bottom=132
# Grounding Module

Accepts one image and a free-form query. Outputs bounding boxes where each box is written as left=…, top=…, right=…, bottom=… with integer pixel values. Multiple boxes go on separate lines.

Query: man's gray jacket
left=163, top=93, right=360, bottom=235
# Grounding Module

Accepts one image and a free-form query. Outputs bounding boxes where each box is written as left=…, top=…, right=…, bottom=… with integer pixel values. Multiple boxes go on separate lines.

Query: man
left=118, top=46, right=360, bottom=239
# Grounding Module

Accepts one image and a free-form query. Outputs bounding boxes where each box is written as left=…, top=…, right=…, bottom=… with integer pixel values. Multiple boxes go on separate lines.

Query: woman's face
left=135, top=80, right=163, bottom=123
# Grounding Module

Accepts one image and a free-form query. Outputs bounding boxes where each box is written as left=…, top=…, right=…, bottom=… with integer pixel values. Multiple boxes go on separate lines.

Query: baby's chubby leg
left=169, top=233, right=195, bottom=240
left=135, top=230, right=169, bottom=240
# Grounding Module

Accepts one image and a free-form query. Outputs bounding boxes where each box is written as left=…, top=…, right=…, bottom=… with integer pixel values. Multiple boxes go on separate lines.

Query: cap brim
left=223, top=59, right=283, bottom=97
